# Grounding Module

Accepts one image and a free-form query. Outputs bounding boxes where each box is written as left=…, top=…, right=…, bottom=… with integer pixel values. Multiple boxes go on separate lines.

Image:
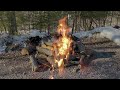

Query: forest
left=0, top=11, right=120, bottom=35
left=0, top=11, right=120, bottom=79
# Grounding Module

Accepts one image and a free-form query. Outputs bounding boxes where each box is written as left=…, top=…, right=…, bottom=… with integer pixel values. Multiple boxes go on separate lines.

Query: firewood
left=45, top=46, right=53, bottom=50
left=44, top=42, right=53, bottom=46
left=76, top=41, right=86, bottom=53
left=46, top=56, right=57, bottom=68
left=85, top=48, right=94, bottom=56
left=41, top=43, right=53, bottom=50
left=21, top=48, right=29, bottom=56
left=29, top=55, right=39, bottom=72
left=65, top=61, right=79, bottom=67
left=37, top=53, right=57, bottom=68
left=41, top=43, right=47, bottom=48
left=38, top=54, right=48, bottom=59
left=36, top=46, right=53, bottom=56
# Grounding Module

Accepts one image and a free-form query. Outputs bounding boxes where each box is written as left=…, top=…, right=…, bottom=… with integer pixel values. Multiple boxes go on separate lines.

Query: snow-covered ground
left=73, top=26, right=120, bottom=45
left=0, top=26, right=120, bottom=53
left=0, top=30, right=48, bottom=54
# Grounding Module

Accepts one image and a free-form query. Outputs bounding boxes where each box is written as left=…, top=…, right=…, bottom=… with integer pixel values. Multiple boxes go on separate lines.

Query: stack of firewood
left=21, top=35, right=94, bottom=72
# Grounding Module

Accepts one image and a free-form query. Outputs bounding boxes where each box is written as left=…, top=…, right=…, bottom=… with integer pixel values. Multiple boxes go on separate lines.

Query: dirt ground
left=0, top=37, right=120, bottom=79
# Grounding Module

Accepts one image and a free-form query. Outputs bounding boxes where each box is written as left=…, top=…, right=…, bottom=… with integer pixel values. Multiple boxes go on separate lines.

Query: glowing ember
left=52, top=16, right=73, bottom=76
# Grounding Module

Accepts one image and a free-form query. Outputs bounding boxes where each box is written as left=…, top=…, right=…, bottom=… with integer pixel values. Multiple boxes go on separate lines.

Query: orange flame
left=52, top=16, right=73, bottom=76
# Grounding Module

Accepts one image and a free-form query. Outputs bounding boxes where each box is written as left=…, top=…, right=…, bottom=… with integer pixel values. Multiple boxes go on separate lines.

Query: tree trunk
left=75, top=16, right=77, bottom=32
left=83, top=19, right=85, bottom=30
left=92, top=18, right=98, bottom=27
left=103, top=18, right=107, bottom=27
left=0, top=17, right=7, bottom=32
left=88, top=19, right=93, bottom=30
left=7, top=11, right=17, bottom=35
left=109, top=12, right=113, bottom=26
left=98, top=18, right=101, bottom=27
left=72, top=19, right=75, bottom=34
left=110, top=17, right=113, bottom=26
left=84, top=19, right=87, bottom=31
left=116, top=17, right=119, bottom=25
left=28, top=11, right=31, bottom=31
left=48, top=24, right=50, bottom=35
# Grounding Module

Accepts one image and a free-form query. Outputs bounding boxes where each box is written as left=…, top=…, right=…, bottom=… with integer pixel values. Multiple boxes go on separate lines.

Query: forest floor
left=0, top=37, right=120, bottom=79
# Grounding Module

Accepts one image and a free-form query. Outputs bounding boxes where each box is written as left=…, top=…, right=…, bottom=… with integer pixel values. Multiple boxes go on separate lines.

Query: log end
left=21, top=48, right=29, bottom=56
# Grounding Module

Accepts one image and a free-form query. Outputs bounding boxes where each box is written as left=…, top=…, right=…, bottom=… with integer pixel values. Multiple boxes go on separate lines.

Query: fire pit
left=21, top=16, right=95, bottom=78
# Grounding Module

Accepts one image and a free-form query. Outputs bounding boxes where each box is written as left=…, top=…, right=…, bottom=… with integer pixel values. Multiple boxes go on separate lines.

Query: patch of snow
left=0, top=46, right=6, bottom=54
left=0, top=30, right=49, bottom=53
left=73, top=26, right=120, bottom=46
left=24, top=30, right=48, bottom=38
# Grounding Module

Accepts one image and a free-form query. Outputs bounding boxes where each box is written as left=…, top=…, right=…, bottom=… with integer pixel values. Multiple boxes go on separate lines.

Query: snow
left=1, top=27, right=120, bottom=54
left=19, top=29, right=48, bottom=38
left=0, top=29, right=48, bottom=54
left=0, top=46, right=6, bottom=54
left=73, top=26, right=120, bottom=45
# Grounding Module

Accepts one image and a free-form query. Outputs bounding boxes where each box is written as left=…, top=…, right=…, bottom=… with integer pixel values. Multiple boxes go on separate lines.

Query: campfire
left=51, top=16, right=73, bottom=76
left=21, top=16, right=94, bottom=79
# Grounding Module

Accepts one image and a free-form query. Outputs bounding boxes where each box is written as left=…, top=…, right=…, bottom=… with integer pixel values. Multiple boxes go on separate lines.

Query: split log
left=46, top=56, right=57, bottom=68
left=36, top=46, right=53, bottom=56
left=21, top=48, right=29, bottom=56
left=38, top=54, right=57, bottom=68
left=41, top=43, right=53, bottom=50
left=29, top=55, right=39, bottom=72
left=38, top=54, right=48, bottom=59
left=44, top=42, right=53, bottom=46
left=21, top=45, right=37, bottom=56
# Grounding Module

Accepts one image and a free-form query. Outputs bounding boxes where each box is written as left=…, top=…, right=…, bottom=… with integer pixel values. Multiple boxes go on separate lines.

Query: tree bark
left=72, top=19, right=75, bottom=34
left=116, top=17, right=119, bottom=25
left=7, top=11, right=17, bottom=35
left=0, top=17, right=7, bottom=32
left=88, top=19, right=93, bottom=30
